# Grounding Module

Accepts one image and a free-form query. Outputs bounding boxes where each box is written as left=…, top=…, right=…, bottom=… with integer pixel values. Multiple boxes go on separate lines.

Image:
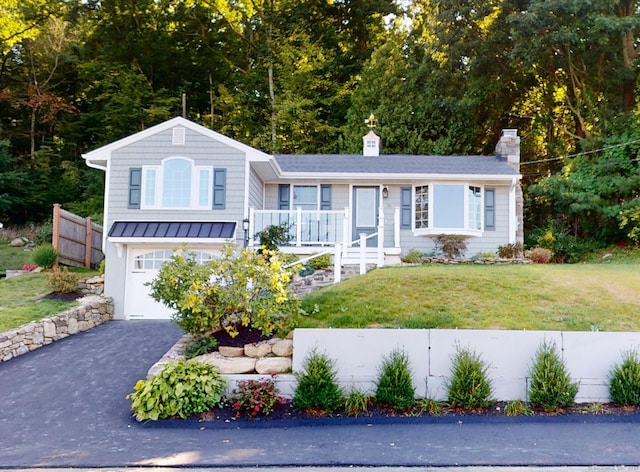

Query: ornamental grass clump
left=446, top=344, right=493, bottom=409
left=293, top=349, right=343, bottom=413
left=609, top=350, right=640, bottom=405
left=31, top=244, right=58, bottom=269
left=127, top=360, right=226, bottom=421
left=344, top=386, right=369, bottom=417
left=374, top=348, right=415, bottom=410
left=528, top=340, right=579, bottom=411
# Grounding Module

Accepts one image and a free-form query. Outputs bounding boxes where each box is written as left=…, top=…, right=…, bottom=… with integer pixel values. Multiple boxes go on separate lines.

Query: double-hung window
left=139, top=157, right=218, bottom=210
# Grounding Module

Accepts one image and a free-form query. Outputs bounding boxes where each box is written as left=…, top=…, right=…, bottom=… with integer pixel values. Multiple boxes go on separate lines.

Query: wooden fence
left=52, top=204, right=103, bottom=268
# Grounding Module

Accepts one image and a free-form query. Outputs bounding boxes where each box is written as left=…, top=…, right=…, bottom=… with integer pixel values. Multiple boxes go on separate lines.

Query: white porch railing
left=250, top=206, right=402, bottom=284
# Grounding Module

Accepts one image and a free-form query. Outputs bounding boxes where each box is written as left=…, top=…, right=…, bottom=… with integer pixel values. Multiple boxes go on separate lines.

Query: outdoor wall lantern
left=382, top=186, right=389, bottom=199
left=242, top=217, right=250, bottom=247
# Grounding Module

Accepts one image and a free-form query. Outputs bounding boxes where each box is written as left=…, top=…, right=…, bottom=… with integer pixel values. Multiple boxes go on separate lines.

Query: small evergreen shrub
left=293, top=349, right=343, bottom=413
left=497, top=242, right=524, bottom=259
left=609, top=350, right=640, bottom=405
left=504, top=400, right=533, bottom=416
left=445, top=345, right=493, bottom=408
left=308, top=253, right=332, bottom=270
left=528, top=340, right=579, bottom=411
left=183, top=336, right=219, bottom=359
left=344, top=386, right=370, bottom=417
left=31, top=244, right=58, bottom=269
left=526, top=247, right=554, bottom=263
left=231, top=375, right=285, bottom=417
left=98, top=258, right=106, bottom=275
left=375, top=349, right=415, bottom=410
left=127, top=360, right=226, bottom=421
left=47, top=267, right=80, bottom=293
left=431, top=234, right=468, bottom=259
left=401, top=249, right=424, bottom=264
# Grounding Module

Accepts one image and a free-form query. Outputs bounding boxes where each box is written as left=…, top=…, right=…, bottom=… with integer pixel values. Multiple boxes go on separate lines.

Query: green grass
left=0, top=243, right=33, bottom=276
left=299, top=263, right=640, bottom=332
left=0, top=270, right=98, bottom=332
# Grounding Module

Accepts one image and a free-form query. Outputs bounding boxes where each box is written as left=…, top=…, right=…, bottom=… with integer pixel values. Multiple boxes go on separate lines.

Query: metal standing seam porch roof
left=107, top=221, right=236, bottom=239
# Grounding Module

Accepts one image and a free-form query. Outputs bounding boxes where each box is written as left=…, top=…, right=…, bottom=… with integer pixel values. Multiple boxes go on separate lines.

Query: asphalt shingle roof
left=274, top=154, right=518, bottom=175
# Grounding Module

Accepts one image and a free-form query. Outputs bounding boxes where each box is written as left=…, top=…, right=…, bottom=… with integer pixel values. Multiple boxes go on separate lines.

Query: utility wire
left=520, top=139, right=640, bottom=166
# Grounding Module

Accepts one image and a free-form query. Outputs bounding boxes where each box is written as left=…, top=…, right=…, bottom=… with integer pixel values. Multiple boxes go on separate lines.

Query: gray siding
left=248, top=166, right=264, bottom=210
left=106, top=127, right=246, bottom=245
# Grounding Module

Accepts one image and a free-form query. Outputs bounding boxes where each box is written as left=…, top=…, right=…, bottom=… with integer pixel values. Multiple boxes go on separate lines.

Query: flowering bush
left=231, top=375, right=285, bottom=417
left=497, top=242, right=524, bottom=259
left=148, top=244, right=300, bottom=337
left=22, top=264, right=38, bottom=272
left=526, top=247, right=553, bottom=263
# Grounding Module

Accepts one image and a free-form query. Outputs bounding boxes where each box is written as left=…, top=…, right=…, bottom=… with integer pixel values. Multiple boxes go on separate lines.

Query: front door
left=352, top=186, right=379, bottom=247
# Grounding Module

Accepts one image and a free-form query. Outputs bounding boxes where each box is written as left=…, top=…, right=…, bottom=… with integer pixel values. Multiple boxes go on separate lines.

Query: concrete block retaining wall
left=292, top=328, right=640, bottom=403
left=0, top=296, right=113, bottom=362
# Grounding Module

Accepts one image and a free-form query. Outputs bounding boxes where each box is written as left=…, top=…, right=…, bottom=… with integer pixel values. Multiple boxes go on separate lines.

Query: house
left=83, top=116, right=523, bottom=320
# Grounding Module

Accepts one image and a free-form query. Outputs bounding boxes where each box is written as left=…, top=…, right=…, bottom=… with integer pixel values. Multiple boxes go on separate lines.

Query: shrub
left=183, top=336, right=218, bottom=359
left=609, top=350, right=640, bottom=405
left=532, top=219, right=591, bottom=263
left=293, top=349, right=343, bottom=413
left=474, top=251, right=497, bottom=259
left=231, top=375, right=285, bottom=417
left=445, top=345, right=493, bottom=408
left=415, top=397, right=442, bottom=416
left=127, top=360, right=226, bottom=421
left=430, top=234, right=468, bottom=259
left=255, top=222, right=292, bottom=254
left=47, top=267, right=80, bottom=293
left=344, top=386, right=370, bottom=417
left=22, top=264, right=38, bottom=272
left=526, top=247, right=554, bottom=263
left=34, top=221, right=53, bottom=245
left=401, top=248, right=424, bottom=264
left=528, top=340, right=579, bottom=411
left=148, top=244, right=300, bottom=337
left=308, top=253, right=332, bottom=270
left=504, top=400, right=533, bottom=416
left=375, top=348, right=415, bottom=410
left=31, top=244, right=58, bottom=269
left=98, top=258, right=106, bottom=275
left=497, top=242, right=524, bottom=259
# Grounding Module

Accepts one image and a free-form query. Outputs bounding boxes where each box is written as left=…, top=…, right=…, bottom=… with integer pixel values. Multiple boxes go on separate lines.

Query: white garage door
left=124, top=248, right=216, bottom=320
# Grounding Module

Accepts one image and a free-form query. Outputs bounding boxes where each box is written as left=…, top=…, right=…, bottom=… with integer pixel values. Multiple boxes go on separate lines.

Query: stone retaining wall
left=0, top=296, right=114, bottom=362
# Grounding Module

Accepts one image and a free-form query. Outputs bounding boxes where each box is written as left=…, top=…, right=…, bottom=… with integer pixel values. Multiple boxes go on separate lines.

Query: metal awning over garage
left=108, top=221, right=236, bottom=239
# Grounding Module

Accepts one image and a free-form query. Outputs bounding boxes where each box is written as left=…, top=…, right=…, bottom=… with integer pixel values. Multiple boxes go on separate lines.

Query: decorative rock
left=68, top=318, right=79, bottom=335
left=199, top=352, right=257, bottom=374
left=255, top=357, right=292, bottom=374
left=272, top=339, right=293, bottom=357
left=43, top=321, right=56, bottom=338
left=244, top=342, right=272, bottom=358
left=9, top=238, right=24, bottom=247
left=219, top=346, right=245, bottom=357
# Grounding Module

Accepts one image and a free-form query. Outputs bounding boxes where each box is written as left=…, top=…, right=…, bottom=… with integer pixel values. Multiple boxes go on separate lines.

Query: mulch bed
left=41, top=291, right=85, bottom=302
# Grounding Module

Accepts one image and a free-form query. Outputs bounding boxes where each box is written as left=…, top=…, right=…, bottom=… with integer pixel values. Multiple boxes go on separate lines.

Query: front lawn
left=299, top=263, right=640, bottom=332
left=0, top=270, right=97, bottom=332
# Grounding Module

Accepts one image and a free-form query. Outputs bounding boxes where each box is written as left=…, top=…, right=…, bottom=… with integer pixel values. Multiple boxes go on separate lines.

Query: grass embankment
left=299, top=261, right=640, bottom=332
left=0, top=244, right=32, bottom=277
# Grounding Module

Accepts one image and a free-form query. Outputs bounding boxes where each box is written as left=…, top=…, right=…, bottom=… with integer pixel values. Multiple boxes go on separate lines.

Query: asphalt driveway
left=1, top=320, right=640, bottom=468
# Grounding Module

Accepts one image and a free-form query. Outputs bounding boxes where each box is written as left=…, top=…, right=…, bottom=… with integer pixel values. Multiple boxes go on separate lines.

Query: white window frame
left=412, top=182, right=484, bottom=237
left=140, top=157, right=213, bottom=210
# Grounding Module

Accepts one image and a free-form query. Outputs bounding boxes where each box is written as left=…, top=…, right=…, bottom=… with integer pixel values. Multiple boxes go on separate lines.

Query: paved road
left=1, top=321, right=640, bottom=468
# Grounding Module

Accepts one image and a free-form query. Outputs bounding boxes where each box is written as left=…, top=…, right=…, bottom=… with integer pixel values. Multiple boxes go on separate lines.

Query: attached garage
left=107, top=221, right=236, bottom=320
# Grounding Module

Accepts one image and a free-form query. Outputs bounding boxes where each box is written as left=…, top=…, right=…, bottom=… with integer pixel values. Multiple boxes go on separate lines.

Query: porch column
left=295, top=207, right=302, bottom=247
left=248, top=207, right=255, bottom=247
left=377, top=206, right=384, bottom=268
left=343, top=207, right=350, bottom=246
left=359, top=233, right=367, bottom=275
left=333, top=243, right=342, bottom=284
left=394, top=207, right=401, bottom=248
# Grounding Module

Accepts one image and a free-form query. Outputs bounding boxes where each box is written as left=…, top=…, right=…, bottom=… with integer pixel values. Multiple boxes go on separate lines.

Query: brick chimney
left=495, top=129, right=520, bottom=171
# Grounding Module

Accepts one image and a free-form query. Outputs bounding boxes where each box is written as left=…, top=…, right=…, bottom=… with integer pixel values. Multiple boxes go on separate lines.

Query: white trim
left=108, top=237, right=234, bottom=245
left=83, top=116, right=272, bottom=166
left=509, top=179, right=517, bottom=244
left=269, top=172, right=521, bottom=183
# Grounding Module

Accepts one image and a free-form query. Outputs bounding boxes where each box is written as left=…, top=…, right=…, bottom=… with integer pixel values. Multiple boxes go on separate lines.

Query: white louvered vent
left=172, top=127, right=186, bottom=145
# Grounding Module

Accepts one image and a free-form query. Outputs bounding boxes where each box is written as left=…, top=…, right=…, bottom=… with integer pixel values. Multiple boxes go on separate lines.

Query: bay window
left=413, top=183, right=485, bottom=234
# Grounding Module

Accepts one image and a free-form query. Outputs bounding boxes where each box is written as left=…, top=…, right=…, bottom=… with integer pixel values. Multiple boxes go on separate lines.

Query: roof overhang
left=267, top=172, right=522, bottom=185
left=83, top=117, right=273, bottom=170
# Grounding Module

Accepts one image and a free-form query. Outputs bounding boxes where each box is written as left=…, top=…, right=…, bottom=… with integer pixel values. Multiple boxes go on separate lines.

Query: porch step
left=290, top=264, right=376, bottom=296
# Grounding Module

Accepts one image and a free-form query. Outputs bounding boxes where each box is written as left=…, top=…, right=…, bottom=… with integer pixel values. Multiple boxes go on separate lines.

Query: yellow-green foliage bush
left=148, top=244, right=300, bottom=337
left=47, top=267, right=80, bottom=293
